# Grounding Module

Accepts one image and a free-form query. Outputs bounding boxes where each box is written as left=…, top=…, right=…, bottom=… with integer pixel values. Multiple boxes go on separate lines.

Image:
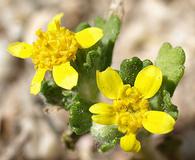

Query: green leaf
left=91, top=123, right=123, bottom=152
left=69, top=100, right=92, bottom=135
left=162, top=90, right=178, bottom=119
left=96, top=15, right=120, bottom=67
left=143, top=59, right=153, bottom=68
left=95, top=17, right=105, bottom=29
left=155, top=43, right=185, bottom=96
left=98, top=139, right=118, bottom=152
left=150, top=42, right=185, bottom=119
left=61, top=90, right=80, bottom=110
left=41, top=80, right=80, bottom=110
left=99, top=15, right=121, bottom=45
left=119, top=57, right=143, bottom=86
left=41, top=80, right=64, bottom=106
left=149, top=89, right=178, bottom=119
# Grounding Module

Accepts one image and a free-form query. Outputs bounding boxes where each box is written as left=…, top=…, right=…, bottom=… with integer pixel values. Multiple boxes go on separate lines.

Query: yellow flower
left=89, top=65, right=175, bottom=152
left=7, top=13, right=103, bottom=95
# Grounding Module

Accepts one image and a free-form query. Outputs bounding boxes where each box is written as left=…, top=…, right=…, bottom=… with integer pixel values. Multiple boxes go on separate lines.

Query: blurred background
left=0, top=0, right=195, bottom=159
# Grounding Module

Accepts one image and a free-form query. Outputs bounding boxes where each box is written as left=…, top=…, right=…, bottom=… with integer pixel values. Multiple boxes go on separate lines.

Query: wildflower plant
left=7, top=12, right=185, bottom=153
left=90, top=65, right=175, bottom=152
left=91, top=43, right=185, bottom=152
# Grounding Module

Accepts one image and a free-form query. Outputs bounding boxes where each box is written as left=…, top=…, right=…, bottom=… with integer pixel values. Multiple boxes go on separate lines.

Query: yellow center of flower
left=114, top=86, right=149, bottom=134
left=31, top=27, right=79, bottom=70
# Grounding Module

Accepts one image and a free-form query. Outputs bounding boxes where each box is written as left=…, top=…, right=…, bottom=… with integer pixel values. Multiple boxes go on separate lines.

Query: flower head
left=7, top=13, right=103, bottom=94
left=89, top=65, right=175, bottom=152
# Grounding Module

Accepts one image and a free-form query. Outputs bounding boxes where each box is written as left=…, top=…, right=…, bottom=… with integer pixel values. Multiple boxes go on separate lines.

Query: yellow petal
left=75, top=27, right=103, bottom=48
left=30, top=68, right=46, bottom=95
left=91, top=115, right=116, bottom=125
left=134, top=65, right=162, bottom=99
left=89, top=103, right=114, bottom=115
left=7, top=42, right=32, bottom=59
left=120, top=133, right=141, bottom=152
left=142, top=111, right=175, bottom=134
left=47, top=13, right=64, bottom=31
left=96, top=67, right=123, bottom=99
left=53, top=62, right=78, bottom=90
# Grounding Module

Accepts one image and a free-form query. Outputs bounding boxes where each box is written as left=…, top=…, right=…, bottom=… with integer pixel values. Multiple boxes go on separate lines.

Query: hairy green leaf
left=96, top=15, right=121, bottom=66
left=155, top=43, right=185, bottom=96
left=149, top=89, right=178, bottom=119
left=41, top=80, right=64, bottom=106
left=98, top=139, right=118, bottom=152
left=162, top=90, right=178, bottom=119
left=119, top=57, right=143, bottom=86
left=143, top=59, right=153, bottom=67
left=69, top=100, right=92, bottom=135
left=41, top=80, right=80, bottom=110
left=99, top=15, right=120, bottom=45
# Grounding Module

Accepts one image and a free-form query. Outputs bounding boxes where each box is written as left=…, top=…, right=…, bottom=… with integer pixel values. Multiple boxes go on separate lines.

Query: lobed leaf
left=119, top=57, right=143, bottom=86
left=41, top=80, right=80, bottom=110
left=155, top=43, right=185, bottom=96
left=149, top=89, right=178, bottom=119
left=41, top=80, right=64, bottom=107
left=69, top=100, right=92, bottom=135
